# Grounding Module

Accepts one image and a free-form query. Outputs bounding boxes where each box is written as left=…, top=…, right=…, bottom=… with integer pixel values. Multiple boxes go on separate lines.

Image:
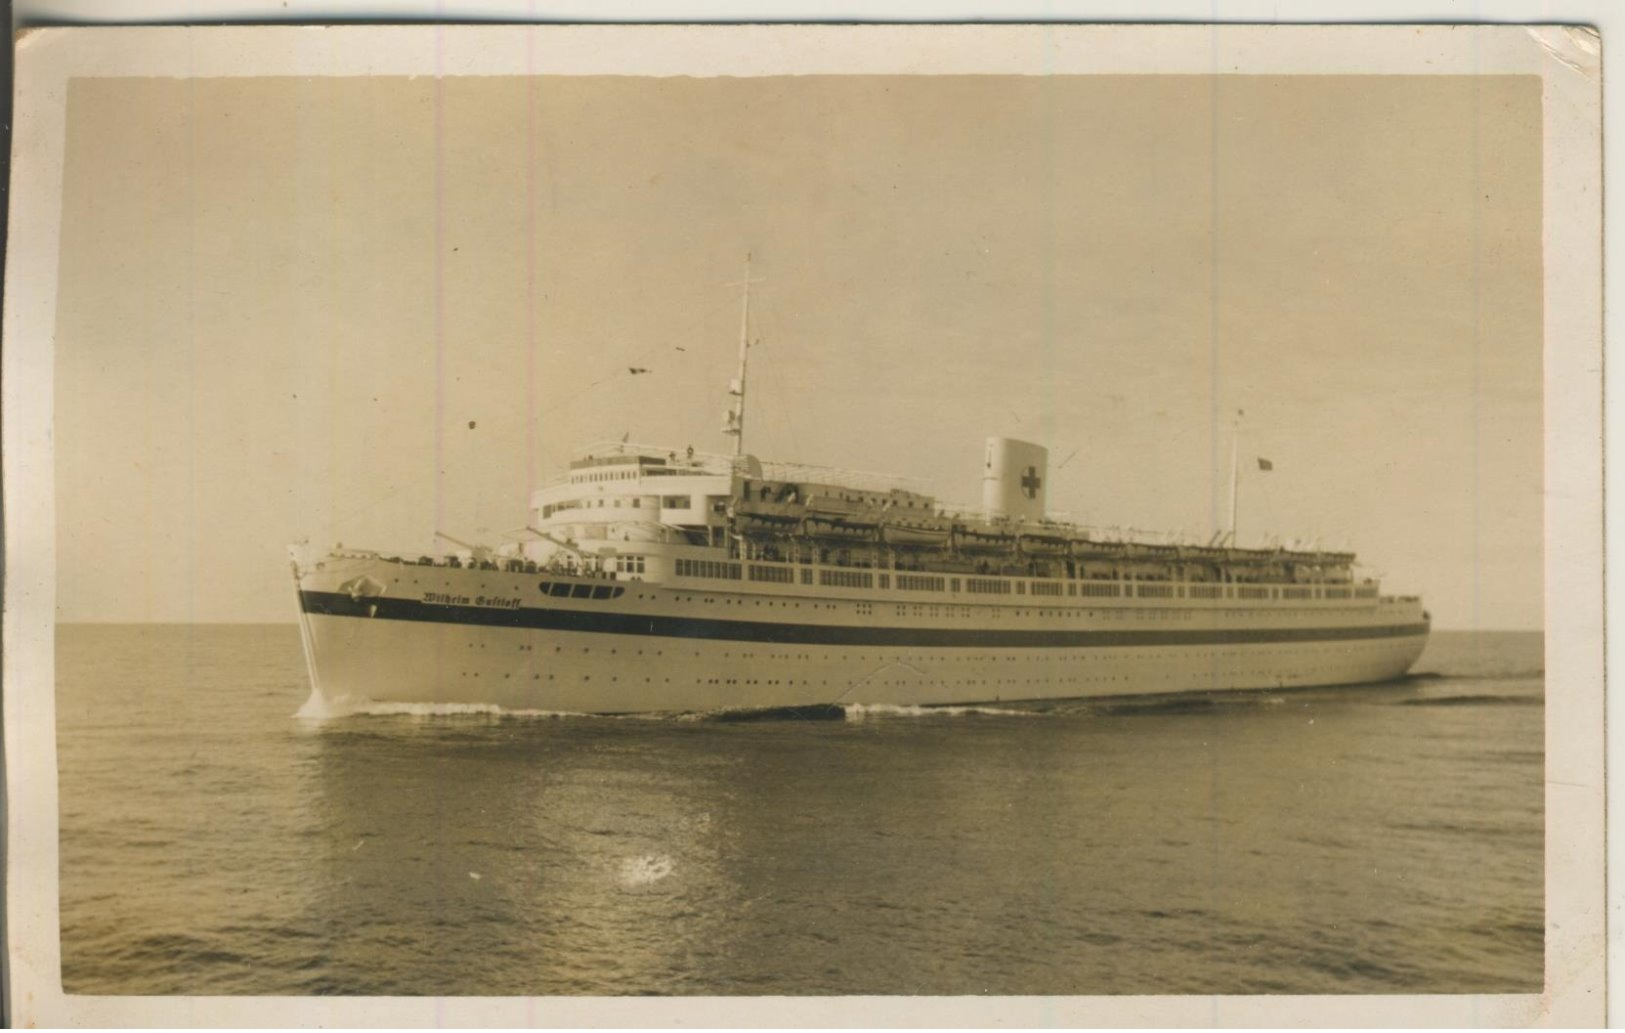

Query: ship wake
left=843, top=702, right=1040, bottom=720
left=294, top=690, right=1043, bottom=724
left=295, top=690, right=593, bottom=722
left=297, top=687, right=1487, bottom=725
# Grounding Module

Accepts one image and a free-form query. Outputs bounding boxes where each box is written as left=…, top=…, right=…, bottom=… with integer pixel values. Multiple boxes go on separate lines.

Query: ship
left=290, top=264, right=1430, bottom=716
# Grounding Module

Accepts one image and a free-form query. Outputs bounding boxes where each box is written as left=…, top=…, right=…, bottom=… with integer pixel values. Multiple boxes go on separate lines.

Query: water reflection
left=297, top=679, right=1544, bottom=996
left=304, top=716, right=746, bottom=994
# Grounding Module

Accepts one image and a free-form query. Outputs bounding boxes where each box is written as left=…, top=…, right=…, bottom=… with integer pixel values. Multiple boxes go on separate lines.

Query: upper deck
left=333, top=541, right=1416, bottom=628
left=525, top=441, right=1365, bottom=594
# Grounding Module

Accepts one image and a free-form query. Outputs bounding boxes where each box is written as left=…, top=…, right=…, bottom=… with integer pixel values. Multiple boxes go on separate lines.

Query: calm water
left=56, top=625, right=1543, bottom=996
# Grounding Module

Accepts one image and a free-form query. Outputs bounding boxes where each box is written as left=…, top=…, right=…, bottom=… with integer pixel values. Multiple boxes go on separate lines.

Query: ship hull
left=294, top=555, right=1430, bottom=714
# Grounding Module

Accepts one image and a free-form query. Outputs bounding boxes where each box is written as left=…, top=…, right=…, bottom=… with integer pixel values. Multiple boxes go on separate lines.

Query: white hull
left=294, top=554, right=1430, bottom=714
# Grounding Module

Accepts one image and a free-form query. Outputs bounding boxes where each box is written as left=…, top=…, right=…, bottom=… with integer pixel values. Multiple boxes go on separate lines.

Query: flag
left=1257, top=457, right=1274, bottom=471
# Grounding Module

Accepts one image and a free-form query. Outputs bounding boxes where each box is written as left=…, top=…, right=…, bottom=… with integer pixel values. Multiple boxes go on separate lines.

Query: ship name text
left=422, top=591, right=522, bottom=609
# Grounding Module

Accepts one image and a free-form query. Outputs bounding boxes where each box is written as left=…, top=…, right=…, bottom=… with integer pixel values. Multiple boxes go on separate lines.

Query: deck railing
left=347, top=548, right=1399, bottom=605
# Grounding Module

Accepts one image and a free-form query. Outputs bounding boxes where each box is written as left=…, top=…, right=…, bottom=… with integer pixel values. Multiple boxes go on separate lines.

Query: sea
left=55, top=625, right=1543, bottom=997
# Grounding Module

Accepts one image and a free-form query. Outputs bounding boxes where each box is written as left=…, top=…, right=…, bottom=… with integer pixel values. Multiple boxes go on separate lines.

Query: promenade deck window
left=819, top=569, right=874, bottom=589
left=675, top=559, right=741, bottom=580
left=896, top=574, right=946, bottom=592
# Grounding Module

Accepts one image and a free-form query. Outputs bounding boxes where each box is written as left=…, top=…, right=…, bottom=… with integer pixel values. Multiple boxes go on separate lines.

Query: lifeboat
left=1017, top=532, right=1069, bottom=557
left=731, top=499, right=805, bottom=537
left=1069, top=537, right=1121, bottom=560
left=804, top=493, right=862, bottom=515
left=879, top=516, right=953, bottom=547
left=802, top=514, right=877, bottom=542
left=734, top=512, right=802, bottom=537
left=954, top=525, right=1016, bottom=553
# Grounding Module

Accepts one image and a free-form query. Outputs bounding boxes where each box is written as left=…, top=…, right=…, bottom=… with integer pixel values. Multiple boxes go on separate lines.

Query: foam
left=360, top=701, right=591, bottom=719
left=618, top=854, right=675, bottom=887
left=296, top=695, right=1042, bottom=724
left=293, top=690, right=591, bottom=721
left=294, top=689, right=363, bottom=721
left=843, top=702, right=1037, bottom=720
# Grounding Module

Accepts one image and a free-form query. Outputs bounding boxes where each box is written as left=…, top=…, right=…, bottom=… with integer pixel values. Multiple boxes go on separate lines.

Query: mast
left=1228, top=410, right=1241, bottom=546
left=722, top=254, right=762, bottom=457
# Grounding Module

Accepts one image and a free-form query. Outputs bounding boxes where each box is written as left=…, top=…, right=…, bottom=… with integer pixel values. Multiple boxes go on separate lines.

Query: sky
left=53, top=74, right=1542, bottom=628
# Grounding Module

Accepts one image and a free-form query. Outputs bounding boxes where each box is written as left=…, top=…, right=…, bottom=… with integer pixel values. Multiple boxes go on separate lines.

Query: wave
left=294, top=690, right=355, bottom=721
left=297, top=691, right=1035, bottom=724
left=360, top=701, right=593, bottom=719
left=1396, top=693, right=1544, bottom=707
left=1070, top=690, right=1293, bottom=717
left=295, top=690, right=592, bottom=722
left=711, top=704, right=847, bottom=723
left=1407, top=669, right=1546, bottom=683
left=618, top=854, right=675, bottom=887
left=843, top=702, right=1039, bottom=720
left=295, top=682, right=1540, bottom=725
left=1087, top=696, right=1226, bottom=717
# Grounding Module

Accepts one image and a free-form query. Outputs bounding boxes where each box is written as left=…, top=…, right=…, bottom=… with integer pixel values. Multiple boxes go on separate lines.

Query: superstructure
left=291, top=263, right=1429, bottom=714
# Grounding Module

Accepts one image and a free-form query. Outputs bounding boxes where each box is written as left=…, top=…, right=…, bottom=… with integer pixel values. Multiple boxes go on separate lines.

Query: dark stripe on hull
left=300, top=590, right=1428, bottom=649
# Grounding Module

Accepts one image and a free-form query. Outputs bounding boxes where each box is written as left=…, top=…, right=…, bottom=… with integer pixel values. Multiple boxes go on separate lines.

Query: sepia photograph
left=4, top=20, right=1604, bottom=1026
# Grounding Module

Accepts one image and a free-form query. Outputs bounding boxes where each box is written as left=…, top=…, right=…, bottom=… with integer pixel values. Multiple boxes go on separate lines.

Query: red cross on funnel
left=1021, top=466, right=1042, bottom=498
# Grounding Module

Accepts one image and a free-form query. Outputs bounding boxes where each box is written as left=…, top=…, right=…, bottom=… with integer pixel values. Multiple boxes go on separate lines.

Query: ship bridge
left=526, top=440, right=937, bottom=564
left=529, top=441, right=736, bottom=554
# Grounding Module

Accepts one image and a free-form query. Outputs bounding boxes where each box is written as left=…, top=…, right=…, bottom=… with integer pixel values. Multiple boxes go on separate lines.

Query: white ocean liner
left=291, top=268, right=1429, bottom=715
